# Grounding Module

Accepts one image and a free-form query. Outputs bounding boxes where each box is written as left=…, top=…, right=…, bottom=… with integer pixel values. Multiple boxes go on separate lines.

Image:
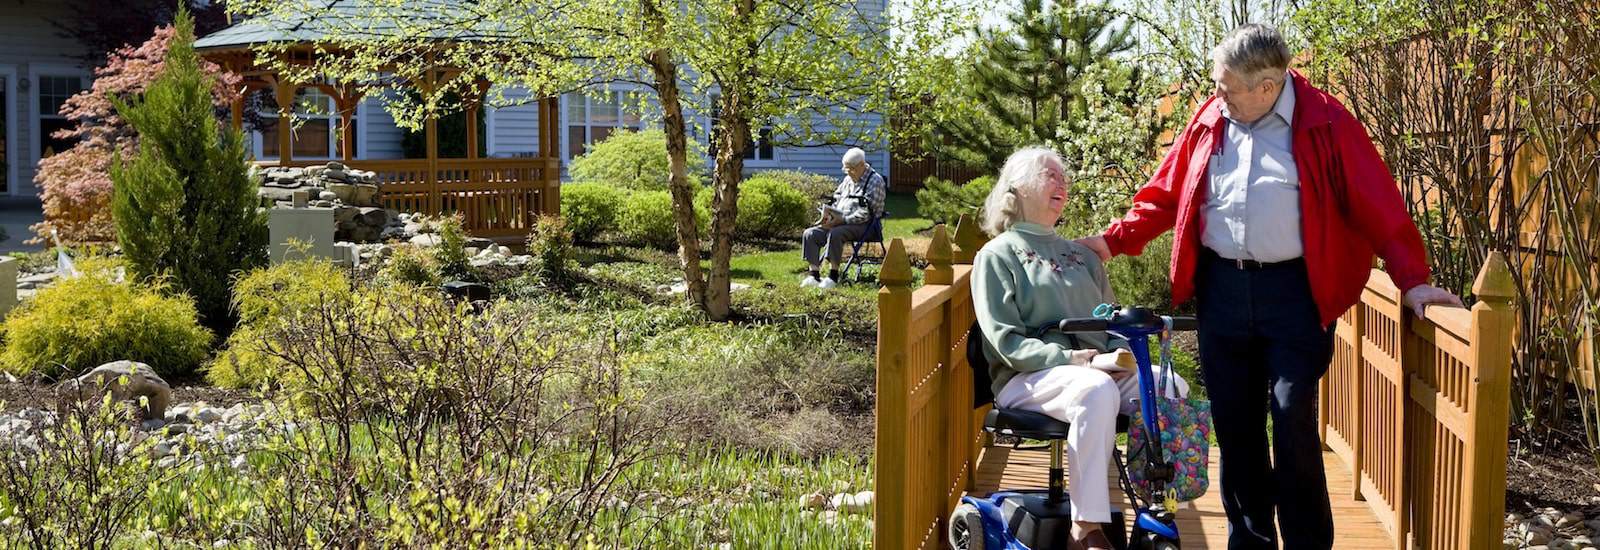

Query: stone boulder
left=56, top=360, right=172, bottom=420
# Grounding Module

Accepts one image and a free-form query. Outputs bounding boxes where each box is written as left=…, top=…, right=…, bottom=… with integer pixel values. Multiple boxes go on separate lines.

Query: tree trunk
left=705, top=90, right=750, bottom=321
left=700, top=0, right=759, bottom=322
left=644, top=43, right=708, bottom=310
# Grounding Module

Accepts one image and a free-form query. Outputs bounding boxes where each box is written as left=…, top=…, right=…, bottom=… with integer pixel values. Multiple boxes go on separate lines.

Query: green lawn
left=722, top=192, right=933, bottom=288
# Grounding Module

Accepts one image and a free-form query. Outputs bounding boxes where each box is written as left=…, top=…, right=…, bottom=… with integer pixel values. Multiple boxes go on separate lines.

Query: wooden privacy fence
left=258, top=157, right=561, bottom=240
left=874, top=215, right=989, bottom=549
left=1320, top=252, right=1516, bottom=550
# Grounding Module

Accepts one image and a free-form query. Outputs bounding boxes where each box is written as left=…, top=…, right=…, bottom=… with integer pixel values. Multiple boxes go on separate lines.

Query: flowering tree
left=31, top=25, right=240, bottom=244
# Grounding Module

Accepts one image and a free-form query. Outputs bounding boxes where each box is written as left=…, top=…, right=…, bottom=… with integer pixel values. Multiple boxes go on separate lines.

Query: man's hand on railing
left=1403, top=284, right=1466, bottom=318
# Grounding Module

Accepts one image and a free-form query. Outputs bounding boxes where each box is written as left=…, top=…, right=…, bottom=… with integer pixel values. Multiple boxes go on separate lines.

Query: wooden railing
left=258, top=157, right=561, bottom=240
left=1319, top=252, right=1516, bottom=550
left=873, top=216, right=1518, bottom=549
left=875, top=215, right=989, bottom=549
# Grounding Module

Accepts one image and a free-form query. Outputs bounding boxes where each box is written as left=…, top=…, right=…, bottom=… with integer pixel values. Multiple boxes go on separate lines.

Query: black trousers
left=1195, top=250, right=1336, bottom=550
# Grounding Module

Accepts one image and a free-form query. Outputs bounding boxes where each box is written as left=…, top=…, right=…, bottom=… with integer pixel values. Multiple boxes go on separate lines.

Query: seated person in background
left=972, top=147, right=1190, bottom=550
left=800, top=147, right=885, bottom=289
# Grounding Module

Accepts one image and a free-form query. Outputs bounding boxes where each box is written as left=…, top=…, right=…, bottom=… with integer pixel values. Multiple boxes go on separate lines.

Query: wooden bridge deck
left=968, top=445, right=1392, bottom=548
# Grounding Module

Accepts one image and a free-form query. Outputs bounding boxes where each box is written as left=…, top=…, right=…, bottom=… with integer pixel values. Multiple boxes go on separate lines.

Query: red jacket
left=1102, top=71, right=1430, bottom=325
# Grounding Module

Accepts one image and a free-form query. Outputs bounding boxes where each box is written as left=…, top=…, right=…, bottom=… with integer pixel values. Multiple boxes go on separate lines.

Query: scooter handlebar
left=1166, top=316, right=1198, bottom=331
left=1056, top=318, right=1110, bottom=333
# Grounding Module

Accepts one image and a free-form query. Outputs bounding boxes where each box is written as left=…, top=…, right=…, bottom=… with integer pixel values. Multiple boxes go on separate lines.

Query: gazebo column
left=466, top=79, right=489, bottom=161
left=423, top=68, right=440, bottom=214
left=230, top=95, right=244, bottom=132
left=269, top=76, right=296, bottom=164
left=539, top=95, right=560, bottom=216
left=465, top=107, right=479, bottom=161
left=335, top=84, right=362, bottom=162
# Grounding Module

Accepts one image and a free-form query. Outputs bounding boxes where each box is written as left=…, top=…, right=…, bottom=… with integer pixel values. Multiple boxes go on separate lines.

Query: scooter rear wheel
left=948, top=503, right=986, bottom=550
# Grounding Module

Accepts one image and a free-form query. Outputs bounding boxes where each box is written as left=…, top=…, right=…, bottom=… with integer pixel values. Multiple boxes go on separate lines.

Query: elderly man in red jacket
left=1078, top=24, right=1462, bottom=549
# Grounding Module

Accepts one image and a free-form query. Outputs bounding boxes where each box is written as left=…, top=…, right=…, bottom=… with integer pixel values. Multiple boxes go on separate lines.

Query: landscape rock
left=257, top=186, right=298, bottom=203
left=57, top=360, right=172, bottom=420
left=194, top=407, right=222, bottom=424
left=351, top=184, right=380, bottom=207
left=257, top=164, right=390, bottom=241
left=327, top=183, right=355, bottom=203
left=411, top=233, right=442, bottom=247
left=801, top=492, right=826, bottom=510
left=357, top=207, right=391, bottom=228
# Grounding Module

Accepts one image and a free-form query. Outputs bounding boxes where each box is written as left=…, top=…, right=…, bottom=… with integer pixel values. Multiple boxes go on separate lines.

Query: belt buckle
left=1235, top=258, right=1246, bottom=270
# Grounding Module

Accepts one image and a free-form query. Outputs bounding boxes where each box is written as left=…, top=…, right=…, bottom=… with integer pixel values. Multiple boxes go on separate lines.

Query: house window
left=37, top=75, right=86, bottom=158
left=708, top=94, right=774, bottom=162
left=566, top=90, right=642, bottom=159
left=255, top=86, right=354, bottom=160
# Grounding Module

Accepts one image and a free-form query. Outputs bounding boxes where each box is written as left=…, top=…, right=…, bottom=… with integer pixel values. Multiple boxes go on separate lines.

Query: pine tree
left=934, top=0, right=1136, bottom=172
left=110, top=7, right=267, bottom=333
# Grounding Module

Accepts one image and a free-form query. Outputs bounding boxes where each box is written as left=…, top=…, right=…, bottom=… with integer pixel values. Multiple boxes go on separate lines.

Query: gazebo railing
left=259, top=157, right=560, bottom=239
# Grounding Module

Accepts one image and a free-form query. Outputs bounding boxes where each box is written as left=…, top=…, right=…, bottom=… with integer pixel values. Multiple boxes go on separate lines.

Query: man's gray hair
left=842, top=147, right=868, bottom=167
left=1211, top=24, right=1292, bottom=87
left=980, top=147, right=1065, bottom=237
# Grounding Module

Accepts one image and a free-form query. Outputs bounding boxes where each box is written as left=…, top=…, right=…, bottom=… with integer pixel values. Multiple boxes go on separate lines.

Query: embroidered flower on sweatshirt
left=1061, top=250, right=1087, bottom=269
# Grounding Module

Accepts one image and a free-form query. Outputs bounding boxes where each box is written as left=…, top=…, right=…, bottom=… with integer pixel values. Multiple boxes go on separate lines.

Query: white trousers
left=994, top=365, right=1190, bottom=523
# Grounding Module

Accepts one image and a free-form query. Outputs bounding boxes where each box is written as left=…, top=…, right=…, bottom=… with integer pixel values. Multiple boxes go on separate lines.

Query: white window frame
left=485, top=103, right=498, bottom=157
left=559, top=88, right=645, bottom=165
left=249, top=85, right=362, bottom=161
left=27, top=64, right=90, bottom=170
left=0, top=64, right=18, bottom=196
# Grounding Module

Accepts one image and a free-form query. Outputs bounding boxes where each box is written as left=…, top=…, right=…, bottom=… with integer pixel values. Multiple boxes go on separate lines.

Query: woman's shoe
left=1071, top=528, right=1113, bottom=550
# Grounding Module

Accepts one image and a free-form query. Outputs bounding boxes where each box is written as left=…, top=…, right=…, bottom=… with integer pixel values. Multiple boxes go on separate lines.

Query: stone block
left=268, top=207, right=337, bottom=264
left=0, top=257, right=16, bottom=318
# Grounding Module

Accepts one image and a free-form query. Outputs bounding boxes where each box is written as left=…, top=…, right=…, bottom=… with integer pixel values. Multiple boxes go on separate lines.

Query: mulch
left=1505, top=402, right=1600, bottom=514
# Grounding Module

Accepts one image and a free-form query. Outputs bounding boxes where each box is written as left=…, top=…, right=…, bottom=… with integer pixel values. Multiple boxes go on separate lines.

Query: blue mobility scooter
left=949, top=305, right=1196, bottom=550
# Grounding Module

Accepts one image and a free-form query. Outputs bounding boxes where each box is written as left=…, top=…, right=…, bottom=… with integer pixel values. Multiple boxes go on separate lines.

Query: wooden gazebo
left=194, top=17, right=561, bottom=241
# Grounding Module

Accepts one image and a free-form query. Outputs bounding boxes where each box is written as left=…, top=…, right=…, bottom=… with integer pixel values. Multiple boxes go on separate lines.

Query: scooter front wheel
left=948, top=503, right=986, bottom=550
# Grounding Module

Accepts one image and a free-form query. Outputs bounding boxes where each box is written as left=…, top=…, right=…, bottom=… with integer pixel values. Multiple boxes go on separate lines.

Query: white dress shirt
left=1201, top=72, right=1302, bottom=262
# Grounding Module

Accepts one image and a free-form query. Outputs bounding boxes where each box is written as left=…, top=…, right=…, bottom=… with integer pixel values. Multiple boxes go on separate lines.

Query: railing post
left=1349, top=297, right=1367, bottom=502
left=1463, top=252, right=1515, bottom=550
left=953, top=213, right=989, bottom=479
left=875, top=239, right=915, bottom=550
left=925, top=224, right=952, bottom=287
left=927, top=225, right=962, bottom=522
left=952, top=212, right=986, bottom=265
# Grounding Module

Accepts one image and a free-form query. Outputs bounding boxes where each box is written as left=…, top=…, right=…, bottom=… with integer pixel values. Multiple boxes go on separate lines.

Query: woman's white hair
left=981, top=147, right=1066, bottom=237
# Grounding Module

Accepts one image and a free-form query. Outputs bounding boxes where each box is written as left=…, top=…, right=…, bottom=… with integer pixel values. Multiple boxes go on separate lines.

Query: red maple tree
left=32, top=24, right=241, bottom=244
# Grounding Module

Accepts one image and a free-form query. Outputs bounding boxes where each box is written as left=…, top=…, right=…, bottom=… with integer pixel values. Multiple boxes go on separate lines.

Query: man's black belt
left=1201, top=247, right=1304, bottom=271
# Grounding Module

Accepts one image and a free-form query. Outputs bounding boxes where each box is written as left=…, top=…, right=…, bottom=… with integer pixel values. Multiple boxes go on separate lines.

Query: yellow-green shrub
left=617, top=190, right=707, bottom=249
left=0, top=273, right=212, bottom=378
left=694, top=176, right=811, bottom=241
left=560, top=183, right=624, bottom=242
left=208, top=258, right=353, bottom=389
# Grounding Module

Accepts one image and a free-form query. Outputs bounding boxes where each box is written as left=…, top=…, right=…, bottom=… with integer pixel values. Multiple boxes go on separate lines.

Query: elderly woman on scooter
left=972, top=147, right=1191, bottom=550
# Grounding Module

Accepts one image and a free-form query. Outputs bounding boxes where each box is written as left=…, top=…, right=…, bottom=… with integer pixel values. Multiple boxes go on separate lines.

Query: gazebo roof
left=194, top=0, right=512, bottom=53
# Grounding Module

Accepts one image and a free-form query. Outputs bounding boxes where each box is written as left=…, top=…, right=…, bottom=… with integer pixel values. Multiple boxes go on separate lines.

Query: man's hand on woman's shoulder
left=1074, top=236, right=1113, bottom=262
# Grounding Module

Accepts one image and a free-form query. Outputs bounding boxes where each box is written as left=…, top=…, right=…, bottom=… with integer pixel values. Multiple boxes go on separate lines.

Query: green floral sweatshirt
left=971, top=222, right=1127, bottom=397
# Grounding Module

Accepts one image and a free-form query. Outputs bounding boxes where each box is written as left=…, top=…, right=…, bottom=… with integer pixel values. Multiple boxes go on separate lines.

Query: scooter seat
left=984, top=408, right=1130, bottom=440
